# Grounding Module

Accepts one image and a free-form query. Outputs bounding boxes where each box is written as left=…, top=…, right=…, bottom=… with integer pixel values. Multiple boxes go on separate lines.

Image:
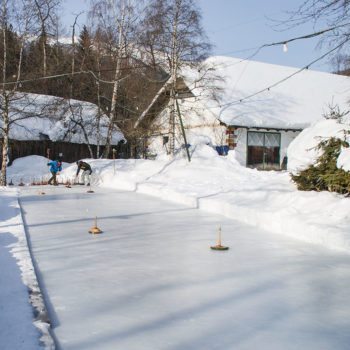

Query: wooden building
left=0, top=93, right=126, bottom=166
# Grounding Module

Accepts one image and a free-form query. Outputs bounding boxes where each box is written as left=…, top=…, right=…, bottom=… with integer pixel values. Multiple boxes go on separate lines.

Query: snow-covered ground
left=0, top=141, right=350, bottom=349
left=5, top=146, right=350, bottom=252
left=0, top=188, right=54, bottom=349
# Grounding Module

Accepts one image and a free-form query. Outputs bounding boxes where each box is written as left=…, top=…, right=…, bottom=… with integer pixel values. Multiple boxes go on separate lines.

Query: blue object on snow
left=215, top=146, right=229, bottom=156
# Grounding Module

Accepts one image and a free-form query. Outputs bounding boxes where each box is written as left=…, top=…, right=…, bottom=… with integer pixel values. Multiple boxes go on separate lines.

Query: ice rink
left=20, top=186, right=350, bottom=350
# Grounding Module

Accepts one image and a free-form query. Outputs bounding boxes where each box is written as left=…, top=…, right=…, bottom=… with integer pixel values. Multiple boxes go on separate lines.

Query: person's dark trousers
left=48, top=171, right=57, bottom=185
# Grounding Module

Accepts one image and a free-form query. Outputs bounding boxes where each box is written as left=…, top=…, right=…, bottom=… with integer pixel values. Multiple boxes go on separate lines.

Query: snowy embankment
left=0, top=187, right=54, bottom=349
left=287, top=118, right=350, bottom=174
left=56, top=145, right=348, bottom=253
left=6, top=144, right=350, bottom=252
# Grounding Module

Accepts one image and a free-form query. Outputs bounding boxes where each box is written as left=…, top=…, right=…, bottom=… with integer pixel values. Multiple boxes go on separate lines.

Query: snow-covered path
left=20, top=186, right=350, bottom=350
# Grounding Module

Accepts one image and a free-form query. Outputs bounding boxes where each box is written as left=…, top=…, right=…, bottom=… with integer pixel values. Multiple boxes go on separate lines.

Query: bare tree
left=88, top=0, right=143, bottom=158
left=286, top=0, right=350, bottom=29
left=33, top=0, right=61, bottom=77
left=66, top=101, right=94, bottom=159
left=69, top=12, right=82, bottom=99
left=281, top=1, right=350, bottom=71
left=91, top=28, right=104, bottom=158
left=140, top=0, right=211, bottom=155
left=0, top=0, right=37, bottom=185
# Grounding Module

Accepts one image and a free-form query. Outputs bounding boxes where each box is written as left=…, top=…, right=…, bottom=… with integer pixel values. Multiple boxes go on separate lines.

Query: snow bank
left=288, top=119, right=350, bottom=174
left=63, top=145, right=350, bottom=252
left=6, top=155, right=70, bottom=185
left=0, top=188, right=54, bottom=349
left=338, top=147, right=350, bottom=171
left=8, top=146, right=350, bottom=252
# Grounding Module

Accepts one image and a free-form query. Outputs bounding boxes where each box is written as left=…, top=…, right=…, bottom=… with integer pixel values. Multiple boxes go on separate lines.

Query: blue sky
left=62, top=0, right=332, bottom=72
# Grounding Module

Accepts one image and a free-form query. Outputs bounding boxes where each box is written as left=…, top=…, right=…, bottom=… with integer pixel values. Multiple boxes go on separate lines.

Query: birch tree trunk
left=0, top=102, right=9, bottom=186
left=70, top=18, right=77, bottom=99
left=42, top=31, right=47, bottom=77
left=0, top=0, right=8, bottom=186
left=168, top=0, right=179, bottom=155
left=103, top=1, right=126, bottom=158
left=1, top=21, right=26, bottom=185
left=96, top=65, right=102, bottom=158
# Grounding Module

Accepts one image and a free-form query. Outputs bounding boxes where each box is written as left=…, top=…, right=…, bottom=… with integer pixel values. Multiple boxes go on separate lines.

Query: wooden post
left=175, top=97, right=191, bottom=162
left=89, top=216, right=102, bottom=234
left=210, top=226, right=229, bottom=251
left=217, top=226, right=222, bottom=246
left=112, top=148, right=116, bottom=175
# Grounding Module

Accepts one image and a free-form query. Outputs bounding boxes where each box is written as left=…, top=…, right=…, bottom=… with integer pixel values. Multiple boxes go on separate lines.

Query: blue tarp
left=215, top=146, right=229, bottom=156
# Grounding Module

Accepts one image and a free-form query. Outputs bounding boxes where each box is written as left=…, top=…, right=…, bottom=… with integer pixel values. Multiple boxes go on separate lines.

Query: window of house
left=247, top=131, right=281, bottom=170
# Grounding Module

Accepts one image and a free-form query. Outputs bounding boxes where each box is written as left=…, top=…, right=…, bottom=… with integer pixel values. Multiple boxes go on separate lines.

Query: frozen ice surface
left=20, top=186, right=350, bottom=350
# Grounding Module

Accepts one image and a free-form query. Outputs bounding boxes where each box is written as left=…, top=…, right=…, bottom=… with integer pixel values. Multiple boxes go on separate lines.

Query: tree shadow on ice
left=19, top=191, right=115, bottom=204
left=61, top=277, right=284, bottom=349
left=63, top=246, right=350, bottom=349
left=23, top=207, right=194, bottom=229
left=50, top=267, right=350, bottom=350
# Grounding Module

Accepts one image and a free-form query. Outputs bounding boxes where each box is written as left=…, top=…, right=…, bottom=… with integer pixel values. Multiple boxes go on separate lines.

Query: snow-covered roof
left=181, top=56, right=350, bottom=130
left=0, top=93, right=125, bottom=145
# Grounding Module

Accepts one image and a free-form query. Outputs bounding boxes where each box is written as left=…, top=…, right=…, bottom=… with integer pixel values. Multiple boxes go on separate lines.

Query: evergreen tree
left=291, top=137, right=350, bottom=195
left=74, top=25, right=96, bottom=102
left=77, top=25, right=93, bottom=67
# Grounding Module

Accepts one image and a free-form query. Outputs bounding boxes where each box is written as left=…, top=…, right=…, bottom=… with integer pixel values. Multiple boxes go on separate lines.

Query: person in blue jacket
left=47, top=159, right=62, bottom=185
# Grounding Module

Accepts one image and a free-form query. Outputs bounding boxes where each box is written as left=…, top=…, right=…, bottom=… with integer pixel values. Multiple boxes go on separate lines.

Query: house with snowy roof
left=135, top=56, right=350, bottom=170
left=0, top=93, right=125, bottom=164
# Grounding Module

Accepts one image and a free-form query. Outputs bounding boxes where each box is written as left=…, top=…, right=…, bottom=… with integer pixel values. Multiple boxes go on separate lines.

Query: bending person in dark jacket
left=47, top=159, right=62, bottom=185
left=76, top=160, right=92, bottom=185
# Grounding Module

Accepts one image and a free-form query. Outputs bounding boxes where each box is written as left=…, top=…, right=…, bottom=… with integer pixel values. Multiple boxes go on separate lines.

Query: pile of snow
left=338, top=147, right=350, bottom=171
left=6, top=155, right=70, bottom=185
left=0, top=92, right=124, bottom=145
left=6, top=144, right=350, bottom=252
left=288, top=119, right=350, bottom=174
left=0, top=188, right=54, bottom=349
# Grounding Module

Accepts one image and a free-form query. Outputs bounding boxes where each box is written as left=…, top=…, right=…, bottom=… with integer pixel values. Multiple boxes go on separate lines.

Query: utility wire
left=213, top=21, right=350, bottom=70
left=217, top=38, right=349, bottom=109
left=261, top=22, right=350, bottom=48
left=1, top=64, right=166, bottom=86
